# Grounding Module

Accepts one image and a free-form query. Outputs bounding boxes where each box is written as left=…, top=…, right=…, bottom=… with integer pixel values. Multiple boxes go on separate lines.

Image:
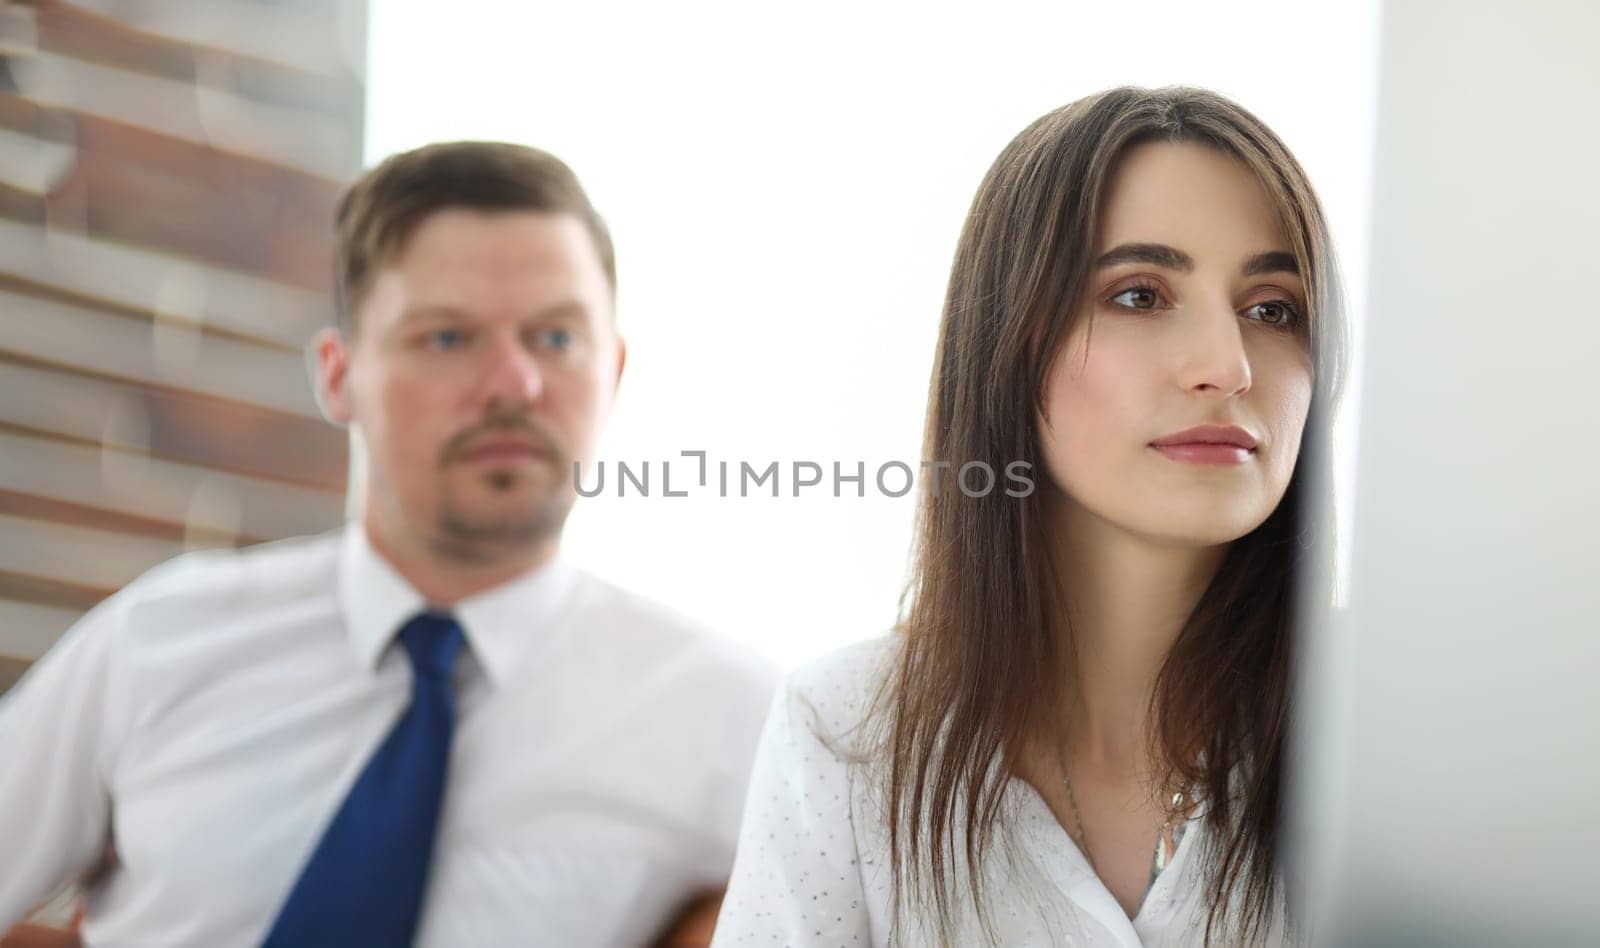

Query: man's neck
left=361, top=518, right=558, bottom=607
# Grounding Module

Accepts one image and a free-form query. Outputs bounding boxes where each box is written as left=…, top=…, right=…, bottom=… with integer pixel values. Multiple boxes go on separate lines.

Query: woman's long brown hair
left=871, top=86, right=1350, bottom=944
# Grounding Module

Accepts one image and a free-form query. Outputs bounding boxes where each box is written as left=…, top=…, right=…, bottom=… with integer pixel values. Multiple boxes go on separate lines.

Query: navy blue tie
left=264, top=612, right=466, bottom=947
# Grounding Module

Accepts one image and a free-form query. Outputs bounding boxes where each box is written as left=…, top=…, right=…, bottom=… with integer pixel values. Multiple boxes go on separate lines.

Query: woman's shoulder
left=781, top=635, right=900, bottom=746
left=717, top=637, right=899, bottom=947
left=789, top=634, right=899, bottom=697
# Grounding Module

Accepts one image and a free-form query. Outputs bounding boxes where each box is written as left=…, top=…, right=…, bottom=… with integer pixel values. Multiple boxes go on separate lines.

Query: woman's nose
left=1181, top=301, right=1253, bottom=397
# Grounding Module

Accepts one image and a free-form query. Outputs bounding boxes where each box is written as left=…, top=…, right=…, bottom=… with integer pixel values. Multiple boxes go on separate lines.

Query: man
left=0, top=142, right=778, bottom=945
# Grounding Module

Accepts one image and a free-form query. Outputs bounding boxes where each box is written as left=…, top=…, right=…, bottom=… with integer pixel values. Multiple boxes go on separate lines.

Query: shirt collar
left=338, top=523, right=576, bottom=688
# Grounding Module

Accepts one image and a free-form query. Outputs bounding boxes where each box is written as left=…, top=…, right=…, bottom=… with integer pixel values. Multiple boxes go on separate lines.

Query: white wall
left=1292, top=1, right=1600, bottom=941
left=366, top=0, right=1380, bottom=666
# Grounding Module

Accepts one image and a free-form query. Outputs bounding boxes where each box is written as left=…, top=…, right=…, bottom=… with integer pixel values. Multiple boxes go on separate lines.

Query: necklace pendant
left=1150, top=812, right=1189, bottom=888
left=1155, top=832, right=1173, bottom=873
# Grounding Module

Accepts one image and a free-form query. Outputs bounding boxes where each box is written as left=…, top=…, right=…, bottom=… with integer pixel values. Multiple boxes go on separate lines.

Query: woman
left=712, top=86, right=1349, bottom=946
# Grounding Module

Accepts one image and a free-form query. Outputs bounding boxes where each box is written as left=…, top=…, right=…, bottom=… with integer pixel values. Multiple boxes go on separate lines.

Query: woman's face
left=1037, top=140, right=1314, bottom=548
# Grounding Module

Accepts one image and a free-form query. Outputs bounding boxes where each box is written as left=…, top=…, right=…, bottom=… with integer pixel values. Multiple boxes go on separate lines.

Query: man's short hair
left=334, top=141, right=616, bottom=329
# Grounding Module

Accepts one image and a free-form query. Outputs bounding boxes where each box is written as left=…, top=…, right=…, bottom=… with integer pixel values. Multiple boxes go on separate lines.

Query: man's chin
left=434, top=500, right=569, bottom=556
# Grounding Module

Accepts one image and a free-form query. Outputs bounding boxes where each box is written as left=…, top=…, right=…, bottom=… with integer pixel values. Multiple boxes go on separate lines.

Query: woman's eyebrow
left=1095, top=242, right=1193, bottom=272
left=1094, top=243, right=1300, bottom=277
left=1241, top=250, right=1299, bottom=277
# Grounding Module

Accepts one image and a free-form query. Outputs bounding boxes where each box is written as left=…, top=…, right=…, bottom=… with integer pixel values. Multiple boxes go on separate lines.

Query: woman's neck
left=1049, top=494, right=1227, bottom=773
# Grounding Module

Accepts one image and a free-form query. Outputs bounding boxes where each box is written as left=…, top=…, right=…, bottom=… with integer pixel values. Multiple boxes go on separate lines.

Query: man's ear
left=612, top=333, right=628, bottom=397
left=309, top=326, right=355, bottom=426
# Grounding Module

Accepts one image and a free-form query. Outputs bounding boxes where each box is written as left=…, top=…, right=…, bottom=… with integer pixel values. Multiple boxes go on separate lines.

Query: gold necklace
left=1062, top=772, right=1193, bottom=886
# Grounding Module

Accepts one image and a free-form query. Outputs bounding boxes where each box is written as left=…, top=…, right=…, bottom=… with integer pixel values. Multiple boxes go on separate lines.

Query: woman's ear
left=309, top=327, right=354, bottom=426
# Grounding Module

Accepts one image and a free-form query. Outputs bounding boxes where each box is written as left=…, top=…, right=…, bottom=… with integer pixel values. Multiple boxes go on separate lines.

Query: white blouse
left=712, top=637, right=1287, bottom=947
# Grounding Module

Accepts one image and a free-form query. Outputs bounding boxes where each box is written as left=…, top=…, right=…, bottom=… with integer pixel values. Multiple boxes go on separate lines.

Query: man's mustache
left=439, top=415, right=562, bottom=465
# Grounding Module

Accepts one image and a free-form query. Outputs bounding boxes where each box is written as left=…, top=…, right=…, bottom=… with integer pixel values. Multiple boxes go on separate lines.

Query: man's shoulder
left=115, top=528, right=343, bottom=621
left=24, top=530, right=345, bottom=702
left=562, top=566, right=778, bottom=687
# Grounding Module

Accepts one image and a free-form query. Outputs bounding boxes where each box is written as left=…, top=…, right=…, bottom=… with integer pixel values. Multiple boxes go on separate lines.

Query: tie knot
left=398, top=612, right=465, bottom=682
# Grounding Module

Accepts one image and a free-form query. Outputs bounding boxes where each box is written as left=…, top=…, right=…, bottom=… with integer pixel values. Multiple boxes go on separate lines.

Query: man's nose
left=480, top=333, right=544, bottom=405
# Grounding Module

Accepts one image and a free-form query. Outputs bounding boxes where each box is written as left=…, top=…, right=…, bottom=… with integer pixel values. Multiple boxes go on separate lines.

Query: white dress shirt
left=0, top=524, right=779, bottom=946
left=711, top=638, right=1290, bottom=948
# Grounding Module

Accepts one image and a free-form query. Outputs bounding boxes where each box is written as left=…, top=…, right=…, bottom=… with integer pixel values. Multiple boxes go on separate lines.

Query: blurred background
left=0, top=0, right=363, bottom=695
left=1, top=0, right=1596, bottom=943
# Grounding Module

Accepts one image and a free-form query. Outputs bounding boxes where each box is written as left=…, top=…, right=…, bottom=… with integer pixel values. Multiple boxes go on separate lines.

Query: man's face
left=317, top=209, right=624, bottom=564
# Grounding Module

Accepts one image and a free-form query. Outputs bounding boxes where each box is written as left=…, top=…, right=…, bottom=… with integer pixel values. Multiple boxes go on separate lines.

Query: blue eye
left=423, top=328, right=468, bottom=350
left=1245, top=300, right=1300, bottom=329
left=536, top=328, right=574, bottom=351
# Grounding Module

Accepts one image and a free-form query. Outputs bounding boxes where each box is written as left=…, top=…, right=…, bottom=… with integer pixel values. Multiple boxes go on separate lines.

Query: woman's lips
left=1149, top=443, right=1254, bottom=465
